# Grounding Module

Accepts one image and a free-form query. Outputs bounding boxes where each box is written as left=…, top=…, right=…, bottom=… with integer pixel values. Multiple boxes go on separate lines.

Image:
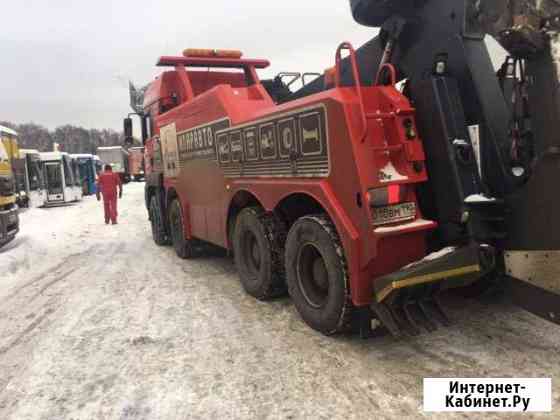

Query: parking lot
left=0, top=183, right=558, bottom=419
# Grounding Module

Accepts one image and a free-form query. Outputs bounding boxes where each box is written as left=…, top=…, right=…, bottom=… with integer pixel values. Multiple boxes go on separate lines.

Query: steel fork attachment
left=360, top=244, right=491, bottom=338
left=366, top=291, right=451, bottom=338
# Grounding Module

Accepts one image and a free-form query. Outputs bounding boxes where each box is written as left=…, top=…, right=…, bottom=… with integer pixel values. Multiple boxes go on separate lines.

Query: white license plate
left=373, top=202, right=416, bottom=226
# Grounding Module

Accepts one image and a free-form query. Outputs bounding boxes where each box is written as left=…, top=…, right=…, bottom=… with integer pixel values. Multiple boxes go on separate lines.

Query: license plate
left=373, top=202, right=416, bottom=226
left=8, top=213, right=17, bottom=224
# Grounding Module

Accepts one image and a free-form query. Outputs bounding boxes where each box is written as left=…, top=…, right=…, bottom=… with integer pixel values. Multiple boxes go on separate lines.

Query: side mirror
left=124, top=117, right=133, bottom=145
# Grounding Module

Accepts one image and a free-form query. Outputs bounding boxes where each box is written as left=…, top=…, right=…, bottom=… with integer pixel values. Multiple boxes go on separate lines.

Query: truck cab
left=17, top=149, right=47, bottom=208
left=40, top=152, right=77, bottom=205
left=0, top=125, right=19, bottom=246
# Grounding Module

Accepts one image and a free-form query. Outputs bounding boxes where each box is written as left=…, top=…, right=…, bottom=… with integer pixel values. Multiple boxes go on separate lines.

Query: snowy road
left=0, top=183, right=559, bottom=419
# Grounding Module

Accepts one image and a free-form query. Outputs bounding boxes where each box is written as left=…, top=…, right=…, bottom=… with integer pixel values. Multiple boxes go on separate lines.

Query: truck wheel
left=168, top=199, right=195, bottom=259
left=149, top=196, right=169, bottom=246
left=233, top=207, right=287, bottom=300
left=285, top=215, right=353, bottom=335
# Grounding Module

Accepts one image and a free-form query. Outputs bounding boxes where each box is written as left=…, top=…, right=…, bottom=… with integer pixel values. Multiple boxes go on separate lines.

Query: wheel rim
left=242, top=229, right=261, bottom=276
left=296, top=243, right=329, bottom=308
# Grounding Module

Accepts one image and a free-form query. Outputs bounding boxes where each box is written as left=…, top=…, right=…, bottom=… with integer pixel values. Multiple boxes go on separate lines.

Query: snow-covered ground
left=0, top=183, right=559, bottom=419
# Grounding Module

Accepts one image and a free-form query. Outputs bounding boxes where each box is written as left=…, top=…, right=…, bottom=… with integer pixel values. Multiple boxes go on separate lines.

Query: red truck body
left=140, top=47, right=459, bottom=334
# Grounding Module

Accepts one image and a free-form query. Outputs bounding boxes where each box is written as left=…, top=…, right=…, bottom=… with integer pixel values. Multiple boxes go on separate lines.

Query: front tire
left=168, top=199, right=195, bottom=259
left=149, top=195, right=169, bottom=246
left=285, top=215, right=353, bottom=335
left=233, top=207, right=287, bottom=300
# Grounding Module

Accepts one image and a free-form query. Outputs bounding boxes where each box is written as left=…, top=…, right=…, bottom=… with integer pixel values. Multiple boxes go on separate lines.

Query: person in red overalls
left=96, top=165, right=123, bottom=225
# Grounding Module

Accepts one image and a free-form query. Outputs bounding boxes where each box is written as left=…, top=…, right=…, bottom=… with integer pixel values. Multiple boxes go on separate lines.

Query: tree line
left=0, top=121, right=140, bottom=154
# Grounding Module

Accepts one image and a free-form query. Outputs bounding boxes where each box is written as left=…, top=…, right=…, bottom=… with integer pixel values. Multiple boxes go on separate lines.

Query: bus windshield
left=28, top=157, right=44, bottom=191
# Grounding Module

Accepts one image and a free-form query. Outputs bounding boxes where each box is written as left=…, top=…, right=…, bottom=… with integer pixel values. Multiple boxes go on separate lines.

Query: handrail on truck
left=335, top=42, right=368, bottom=143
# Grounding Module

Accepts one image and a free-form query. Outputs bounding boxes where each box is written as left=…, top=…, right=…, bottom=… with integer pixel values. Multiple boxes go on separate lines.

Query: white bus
left=16, top=149, right=47, bottom=208
left=40, top=152, right=81, bottom=205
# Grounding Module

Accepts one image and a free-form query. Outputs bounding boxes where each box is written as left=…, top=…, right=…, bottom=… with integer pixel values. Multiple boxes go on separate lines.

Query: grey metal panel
left=505, top=251, right=560, bottom=294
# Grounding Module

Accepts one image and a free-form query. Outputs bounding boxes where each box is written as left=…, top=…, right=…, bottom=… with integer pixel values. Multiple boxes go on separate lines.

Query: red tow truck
left=125, top=47, right=486, bottom=336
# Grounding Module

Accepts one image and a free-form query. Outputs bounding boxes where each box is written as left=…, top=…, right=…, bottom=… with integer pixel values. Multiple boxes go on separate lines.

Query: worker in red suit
left=96, top=164, right=123, bottom=225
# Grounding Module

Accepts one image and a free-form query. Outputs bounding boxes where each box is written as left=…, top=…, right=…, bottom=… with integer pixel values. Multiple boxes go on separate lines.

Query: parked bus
left=15, top=149, right=47, bottom=208
left=71, top=154, right=97, bottom=195
left=97, top=146, right=130, bottom=182
left=40, top=152, right=78, bottom=205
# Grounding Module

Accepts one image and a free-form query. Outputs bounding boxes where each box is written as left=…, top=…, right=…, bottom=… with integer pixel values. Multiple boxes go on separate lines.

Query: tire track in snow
left=0, top=307, right=56, bottom=355
left=27, top=267, right=80, bottom=303
left=1, top=246, right=99, bottom=304
left=0, top=243, right=115, bottom=357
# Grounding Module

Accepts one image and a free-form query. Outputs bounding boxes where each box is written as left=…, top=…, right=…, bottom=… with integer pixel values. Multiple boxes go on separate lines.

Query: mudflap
left=362, top=243, right=494, bottom=338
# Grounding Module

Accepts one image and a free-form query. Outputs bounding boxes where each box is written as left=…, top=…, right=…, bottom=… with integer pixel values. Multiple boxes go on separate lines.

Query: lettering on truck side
left=173, top=105, right=331, bottom=179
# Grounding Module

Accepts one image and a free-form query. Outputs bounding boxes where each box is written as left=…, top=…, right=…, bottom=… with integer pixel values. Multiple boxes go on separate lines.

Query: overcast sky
left=0, top=1, right=376, bottom=131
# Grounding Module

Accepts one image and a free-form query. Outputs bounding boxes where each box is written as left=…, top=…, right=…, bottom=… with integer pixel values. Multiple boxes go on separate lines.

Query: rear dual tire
left=285, top=215, right=353, bottom=335
left=233, top=208, right=353, bottom=335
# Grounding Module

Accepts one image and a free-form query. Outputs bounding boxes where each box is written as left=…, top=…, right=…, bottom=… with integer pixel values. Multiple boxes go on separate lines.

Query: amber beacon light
left=183, top=49, right=243, bottom=59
